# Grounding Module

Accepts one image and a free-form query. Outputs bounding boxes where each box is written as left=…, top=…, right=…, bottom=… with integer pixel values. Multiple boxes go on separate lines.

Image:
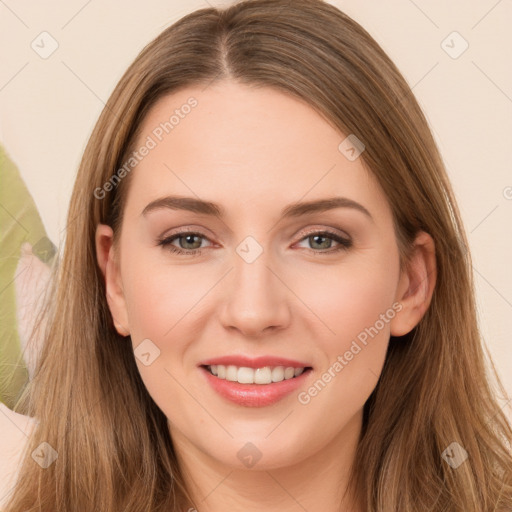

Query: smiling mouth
left=202, top=364, right=313, bottom=385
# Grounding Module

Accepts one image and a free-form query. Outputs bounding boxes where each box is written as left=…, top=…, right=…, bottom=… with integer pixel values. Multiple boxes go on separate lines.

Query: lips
left=198, top=354, right=313, bottom=407
left=199, top=355, right=311, bottom=369
left=200, top=366, right=312, bottom=407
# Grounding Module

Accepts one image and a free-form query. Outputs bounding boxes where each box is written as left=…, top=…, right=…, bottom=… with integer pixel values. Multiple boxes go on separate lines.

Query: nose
left=218, top=248, right=292, bottom=338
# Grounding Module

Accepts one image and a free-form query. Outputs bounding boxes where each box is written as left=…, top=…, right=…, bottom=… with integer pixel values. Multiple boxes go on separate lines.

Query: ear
left=390, top=231, right=437, bottom=337
left=95, top=224, right=130, bottom=337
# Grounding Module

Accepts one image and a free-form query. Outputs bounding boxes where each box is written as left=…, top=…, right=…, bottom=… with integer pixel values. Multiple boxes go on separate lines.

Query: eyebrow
left=141, top=195, right=373, bottom=222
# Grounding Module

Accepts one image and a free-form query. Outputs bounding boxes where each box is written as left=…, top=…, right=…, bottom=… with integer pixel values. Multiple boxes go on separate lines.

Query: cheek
left=291, top=250, right=399, bottom=346
left=339, top=270, right=398, bottom=344
left=120, top=248, right=209, bottom=340
left=293, top=250, right=399, bottom=405
left=294, top=272, right=396, bottom=428
left=119, top=252, right=199, bottom=413
left=119, top=249, right=214, bottom=406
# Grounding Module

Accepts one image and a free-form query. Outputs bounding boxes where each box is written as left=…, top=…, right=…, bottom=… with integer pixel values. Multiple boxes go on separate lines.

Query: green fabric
left=0, top=143, right=55, bottom=408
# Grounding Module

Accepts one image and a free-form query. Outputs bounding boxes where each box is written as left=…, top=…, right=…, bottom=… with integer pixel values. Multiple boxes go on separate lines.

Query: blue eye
left=157, top=229, right=352, bottom=256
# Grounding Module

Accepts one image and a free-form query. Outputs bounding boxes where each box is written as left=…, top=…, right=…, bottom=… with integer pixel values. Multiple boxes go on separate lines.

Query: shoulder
left=0, top=403, right=37, bottom=509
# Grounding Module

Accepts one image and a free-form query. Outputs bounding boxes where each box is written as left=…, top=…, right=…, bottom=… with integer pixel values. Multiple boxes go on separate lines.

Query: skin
left=96, top=80, right=436, bottom=511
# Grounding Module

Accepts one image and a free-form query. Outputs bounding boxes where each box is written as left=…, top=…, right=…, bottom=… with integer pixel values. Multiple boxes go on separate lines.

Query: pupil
left=183, top=234, right=200, bottom=249
left=311, top=235, right=330, bottom=249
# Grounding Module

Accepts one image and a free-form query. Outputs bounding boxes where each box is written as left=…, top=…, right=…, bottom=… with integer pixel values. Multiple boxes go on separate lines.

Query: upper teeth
left=209, top=365, right=305, bottom=384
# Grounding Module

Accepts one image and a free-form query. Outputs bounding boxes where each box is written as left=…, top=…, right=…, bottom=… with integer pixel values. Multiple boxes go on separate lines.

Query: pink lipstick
left=198, top=355, right=313, bottom=407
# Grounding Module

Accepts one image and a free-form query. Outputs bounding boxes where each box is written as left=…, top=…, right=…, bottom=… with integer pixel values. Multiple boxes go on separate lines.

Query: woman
left=3, top=0, right=511, bottom=510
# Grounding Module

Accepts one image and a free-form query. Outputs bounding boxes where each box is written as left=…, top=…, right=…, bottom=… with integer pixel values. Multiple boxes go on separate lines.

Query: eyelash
left=157, top=228, right=352, bottom=257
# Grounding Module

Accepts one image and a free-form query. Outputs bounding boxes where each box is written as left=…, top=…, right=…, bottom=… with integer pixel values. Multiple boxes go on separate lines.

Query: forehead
left=123, top=81, right=389, bottom=221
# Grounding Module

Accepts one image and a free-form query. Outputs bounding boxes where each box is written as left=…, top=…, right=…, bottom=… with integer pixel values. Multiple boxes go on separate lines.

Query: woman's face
left=100, top=80, right=418, bottom=471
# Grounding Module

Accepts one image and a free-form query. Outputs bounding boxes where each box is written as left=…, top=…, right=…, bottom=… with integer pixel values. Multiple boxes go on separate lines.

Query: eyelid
left=158, top=226, right=215, bottom=243
left=295, top=225, right=351, bottom=241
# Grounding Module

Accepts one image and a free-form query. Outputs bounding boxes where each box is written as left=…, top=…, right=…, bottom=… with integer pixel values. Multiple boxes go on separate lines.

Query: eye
left=157, top=228, right=352, bottom=257
left=157, top=231, right=211, bottom=256
left=295, top=230, right=352, bottom=255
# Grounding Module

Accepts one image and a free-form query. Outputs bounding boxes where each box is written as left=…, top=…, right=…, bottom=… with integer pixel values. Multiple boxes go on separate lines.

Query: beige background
left=1, top=1, right=511, bottom=409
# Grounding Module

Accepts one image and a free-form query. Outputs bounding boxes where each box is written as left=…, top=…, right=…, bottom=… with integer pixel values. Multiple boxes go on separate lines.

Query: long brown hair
left=5, top=0, right=512, bottom=510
